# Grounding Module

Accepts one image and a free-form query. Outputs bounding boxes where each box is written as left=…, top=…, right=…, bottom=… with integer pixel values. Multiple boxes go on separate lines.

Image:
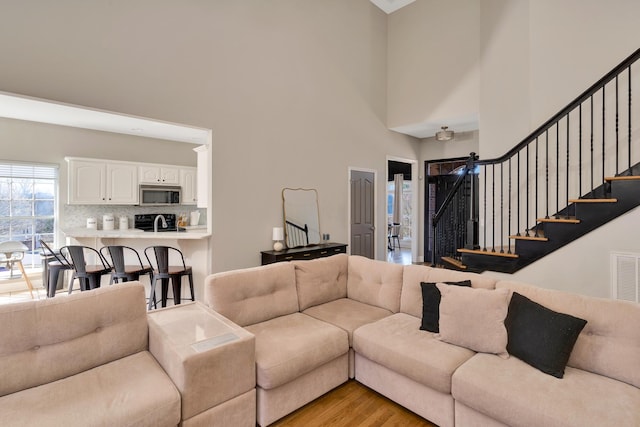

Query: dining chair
left=60, top=245, right=112, bottom=293
left=144, top=245, right=194, bottom=310
left=0, top=241, right=35, bottom=298
left=39, top=240, right=74, bottom=298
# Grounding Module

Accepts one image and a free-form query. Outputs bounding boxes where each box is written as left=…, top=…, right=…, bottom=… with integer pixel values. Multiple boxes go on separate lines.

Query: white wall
left=387, top=0, right=480, bottom=130
left=529, top=0, right=640, bottom=128
left=479, top=0, right=530, bottom=158
left=0, top=0, right=419, bottom=273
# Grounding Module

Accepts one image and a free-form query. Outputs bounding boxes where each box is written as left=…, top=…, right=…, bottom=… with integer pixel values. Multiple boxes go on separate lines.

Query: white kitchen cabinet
left=67, top=158, right=138, bottom=205
left=106, top=163, right=139, bottom=204
left=139, top=165, right=180, bottom=185
left=180, top=167, right=197, bottom=205
left=194, top=145, right=209, bottom=208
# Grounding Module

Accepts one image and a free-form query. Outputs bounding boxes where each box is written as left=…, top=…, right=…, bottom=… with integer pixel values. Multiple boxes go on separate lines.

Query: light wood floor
left=270, top=380, right=437, bottom=427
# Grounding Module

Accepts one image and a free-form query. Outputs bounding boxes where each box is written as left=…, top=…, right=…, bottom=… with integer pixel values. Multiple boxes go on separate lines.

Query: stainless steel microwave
left=139, top=185, right=181, bottom=206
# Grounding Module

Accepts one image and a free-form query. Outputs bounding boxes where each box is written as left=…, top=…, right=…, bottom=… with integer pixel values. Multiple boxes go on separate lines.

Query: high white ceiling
left=0, top=91, right=210, bottom=145
left=390, top=113, right=480, bottom=139
left=370, top=0, right=416, bottom=14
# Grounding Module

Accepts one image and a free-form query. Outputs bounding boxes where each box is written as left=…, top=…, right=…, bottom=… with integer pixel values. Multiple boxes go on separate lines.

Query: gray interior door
left=350, top=170, right=375, bottom=259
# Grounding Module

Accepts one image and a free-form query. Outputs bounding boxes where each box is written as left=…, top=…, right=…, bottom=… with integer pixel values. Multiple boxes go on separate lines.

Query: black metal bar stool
left=101, top=245, right=155, bottom=307
left=100, top=245, right=153, bottom=284
left=144, top=245, right=194, bottom=310
left=60, top=245, right=112, bottom=292
left=39, top=240, right=74, bottom=298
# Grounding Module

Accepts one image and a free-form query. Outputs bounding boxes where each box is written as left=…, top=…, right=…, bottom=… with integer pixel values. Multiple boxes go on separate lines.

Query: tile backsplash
left=62, top=205, right=206, bottom=229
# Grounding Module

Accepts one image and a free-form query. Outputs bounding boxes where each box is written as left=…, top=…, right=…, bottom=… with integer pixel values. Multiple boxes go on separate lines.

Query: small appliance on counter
left=134, top=213, right=186, bottom=232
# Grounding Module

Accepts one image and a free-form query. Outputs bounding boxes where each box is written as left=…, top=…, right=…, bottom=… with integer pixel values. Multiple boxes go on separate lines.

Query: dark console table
left=261, top=243, right=348, bottom=265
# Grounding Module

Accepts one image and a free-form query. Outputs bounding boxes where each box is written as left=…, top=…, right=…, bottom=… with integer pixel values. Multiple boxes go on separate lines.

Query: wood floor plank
left=270, top=380, right=436, bottom=427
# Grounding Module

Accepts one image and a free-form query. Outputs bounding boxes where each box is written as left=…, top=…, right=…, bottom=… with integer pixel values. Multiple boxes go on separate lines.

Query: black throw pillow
left=505, top=292, right=587, bottom=378
left=420, top=280, right=472, bottom=332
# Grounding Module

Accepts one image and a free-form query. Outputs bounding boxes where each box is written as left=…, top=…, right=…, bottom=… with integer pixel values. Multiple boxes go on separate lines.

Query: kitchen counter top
left=62, top=227, right=210, bottom=240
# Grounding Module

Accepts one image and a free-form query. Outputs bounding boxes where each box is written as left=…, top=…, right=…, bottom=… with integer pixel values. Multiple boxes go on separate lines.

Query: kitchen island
left=61, top=226, right=211, bottom=304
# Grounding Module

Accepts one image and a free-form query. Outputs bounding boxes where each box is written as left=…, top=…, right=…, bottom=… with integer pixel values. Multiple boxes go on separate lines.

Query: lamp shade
left=272, top=227, right=284, bottom=241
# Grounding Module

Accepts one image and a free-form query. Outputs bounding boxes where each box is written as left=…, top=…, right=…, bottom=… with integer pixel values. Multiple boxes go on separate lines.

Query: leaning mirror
left=282, top=188, right=321, bottom=248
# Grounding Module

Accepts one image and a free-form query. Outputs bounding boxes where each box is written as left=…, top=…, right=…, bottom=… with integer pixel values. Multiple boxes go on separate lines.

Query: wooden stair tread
left=605, top=175, right=640, bottom=181
left=509, top=234, right=548, bottom=241
left=569, top=198, right=617, bottom=203
left=537, top=217, right=580, bottom=224
left=441, top=256, right=467, bottom=270
left=457, top=248, right=519, bottom=258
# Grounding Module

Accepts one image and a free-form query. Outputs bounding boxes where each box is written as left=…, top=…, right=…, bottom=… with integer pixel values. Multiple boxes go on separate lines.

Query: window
left=0, top=162, right=58, bottom=272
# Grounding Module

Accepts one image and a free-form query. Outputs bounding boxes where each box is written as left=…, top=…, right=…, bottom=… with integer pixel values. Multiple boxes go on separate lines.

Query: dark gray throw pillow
left=505, top=292, right=587, bottom=378
left=420, top=280, right=472, bottom=333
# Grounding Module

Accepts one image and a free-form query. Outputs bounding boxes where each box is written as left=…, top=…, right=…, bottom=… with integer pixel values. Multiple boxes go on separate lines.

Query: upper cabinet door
left=139, top=166, right=180, bottom=184
left=180, top=167, right=197, bottom=205
left=160, top=167, right=180, bottom=184
left=68, top=158, right=138, bottom=205
left=68, top=159, right=106, bottom=204
left=106, top=163, right=138, bottom=204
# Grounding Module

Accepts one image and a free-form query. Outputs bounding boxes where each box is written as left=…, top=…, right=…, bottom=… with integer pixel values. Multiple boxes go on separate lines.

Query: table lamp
left=272, top=227, right=284, bottom=251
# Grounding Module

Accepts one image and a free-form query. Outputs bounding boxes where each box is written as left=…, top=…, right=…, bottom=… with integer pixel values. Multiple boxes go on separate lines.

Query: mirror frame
left=282, top=188, right=321, bottom=248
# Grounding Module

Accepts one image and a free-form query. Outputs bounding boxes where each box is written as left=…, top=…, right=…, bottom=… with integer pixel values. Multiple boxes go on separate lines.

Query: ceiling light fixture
left=435, top=126, right=454, bottom=141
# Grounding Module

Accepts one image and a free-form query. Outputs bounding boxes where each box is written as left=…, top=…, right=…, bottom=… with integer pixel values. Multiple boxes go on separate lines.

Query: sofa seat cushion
left=0, top=351, right=181, bottom=427
left=452, top=353, right=640, bottom=427
left=246, top=312, right=348, bottom=390
left=352, top=313, right=475, bottom=394
left=303, top=298, right=392, bottom=345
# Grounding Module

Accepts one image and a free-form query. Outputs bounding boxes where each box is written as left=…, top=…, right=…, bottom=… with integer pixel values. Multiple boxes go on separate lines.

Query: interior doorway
left=424, top=157, right=469, bottom=264
left=349, top=168, right=376, bottom=259
left=386, top=158, right=417, bottom=265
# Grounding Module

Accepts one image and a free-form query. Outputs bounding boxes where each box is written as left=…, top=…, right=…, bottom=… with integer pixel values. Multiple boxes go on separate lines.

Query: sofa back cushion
left=347, top=256, right=403, bottom=312
left=204, top=262, right=298, bottom=326
left=400, top=264, right=497, bottom=317
left=293, top=254, right=348, bottom=311
left=0, top=282, right=148, bottom=397
left=496, top=280, right=640, bottom=388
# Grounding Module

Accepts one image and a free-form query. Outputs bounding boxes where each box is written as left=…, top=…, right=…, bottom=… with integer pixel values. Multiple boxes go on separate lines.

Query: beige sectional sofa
left=204, top=253, right=640, bottom=427
left=0, top=282, right=256, bottom=427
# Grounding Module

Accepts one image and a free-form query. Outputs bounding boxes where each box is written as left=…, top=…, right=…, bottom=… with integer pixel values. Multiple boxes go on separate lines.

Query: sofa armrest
left=147, top=302, right=256, bottom=422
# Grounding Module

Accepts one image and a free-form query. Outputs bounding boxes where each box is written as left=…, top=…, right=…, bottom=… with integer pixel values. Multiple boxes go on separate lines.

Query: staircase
left=432, top=48, right=640, bottom=273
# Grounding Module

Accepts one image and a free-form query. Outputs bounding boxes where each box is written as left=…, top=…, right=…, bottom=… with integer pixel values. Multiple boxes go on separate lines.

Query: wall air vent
left=611, top=252, right=640, bottom=303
